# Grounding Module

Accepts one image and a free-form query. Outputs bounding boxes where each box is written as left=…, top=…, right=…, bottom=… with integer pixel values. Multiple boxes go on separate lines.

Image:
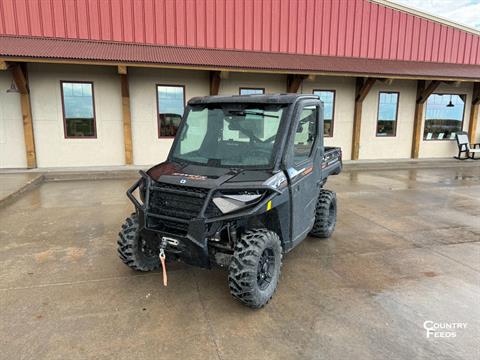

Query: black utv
left=118, top=94, right=342, bottom=308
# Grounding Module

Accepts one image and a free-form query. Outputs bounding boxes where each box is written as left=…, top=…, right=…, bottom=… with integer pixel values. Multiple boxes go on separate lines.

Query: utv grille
left=147, top=182, right=222, bottom=226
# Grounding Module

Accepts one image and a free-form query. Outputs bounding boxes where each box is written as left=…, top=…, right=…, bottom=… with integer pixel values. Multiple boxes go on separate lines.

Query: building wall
left=28, top=63, right=124, bottom=167
left=0, top=71, right=26, bottom=168
left=302, top=76, right=356, bottom=160
left=219, top=72, right=287, bottom=95
left=129, top=68, right=209, bottom=165
left=2, top=64, right=478, bottom=168
left=359, top=80, right=416, bottom=159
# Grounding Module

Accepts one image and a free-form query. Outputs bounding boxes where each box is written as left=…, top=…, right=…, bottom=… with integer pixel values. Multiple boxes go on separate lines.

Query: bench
left=455, top=132, right=480, bottom=160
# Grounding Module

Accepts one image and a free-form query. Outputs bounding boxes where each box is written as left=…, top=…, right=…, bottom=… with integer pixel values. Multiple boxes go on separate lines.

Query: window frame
left=239, top=87, right=265, bottom=95
left=376, top=91, right=400, bottom=138
left=60, top=80, right=97, bottom=139
left=312, top=89, right=335, bottom=137
left=156, top=84, right=186, bottom=139
left=292, top=104, right=319, bottom=166
left=423, top=92, right=467, bottom=142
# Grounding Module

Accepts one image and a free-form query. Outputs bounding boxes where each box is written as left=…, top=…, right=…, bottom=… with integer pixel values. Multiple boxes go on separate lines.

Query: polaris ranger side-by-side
left=117, top=94, right=342, bottom=308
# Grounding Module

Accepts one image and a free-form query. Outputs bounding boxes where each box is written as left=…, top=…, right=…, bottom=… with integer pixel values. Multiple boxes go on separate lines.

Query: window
left=172, top=104, right=286, bottom=167
left=424, top=94, right=465, bottom=140
left=293, top=106, right=317, bottom=163
left=157, top=85, right=185, bottom=138
left=239, top=88, right=265, bottom=95
left=61, top=81, right=96, bottom=138
left=313, top=90, right=335, bottom=137
left=377, top=92, right=399, bottom=136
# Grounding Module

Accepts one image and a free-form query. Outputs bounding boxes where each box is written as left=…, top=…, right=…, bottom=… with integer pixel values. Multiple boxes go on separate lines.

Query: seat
left=455, top=132, right=480, bottom=160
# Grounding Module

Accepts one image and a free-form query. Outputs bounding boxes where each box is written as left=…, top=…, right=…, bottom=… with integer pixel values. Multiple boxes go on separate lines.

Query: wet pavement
left=0, top=166, right=479, bottom=360
left=0, top=173, right=43, bottom=206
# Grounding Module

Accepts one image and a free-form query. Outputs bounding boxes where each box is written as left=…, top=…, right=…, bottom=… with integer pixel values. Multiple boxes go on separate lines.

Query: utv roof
left=188, top=93, right=319, bottom=105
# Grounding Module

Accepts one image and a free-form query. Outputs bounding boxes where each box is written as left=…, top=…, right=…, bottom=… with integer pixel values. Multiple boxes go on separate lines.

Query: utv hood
left=147, top=161, right=274, bottom=189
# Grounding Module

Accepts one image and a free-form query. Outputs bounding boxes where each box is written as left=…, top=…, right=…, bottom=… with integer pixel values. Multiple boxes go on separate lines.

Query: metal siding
left=321, top=0, right=330, bottom=56
left=0, top=0, right=478, bottom=66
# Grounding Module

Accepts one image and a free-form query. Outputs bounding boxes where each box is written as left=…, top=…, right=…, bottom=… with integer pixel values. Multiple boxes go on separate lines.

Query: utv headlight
left=212, top=191, right=264, bottom=214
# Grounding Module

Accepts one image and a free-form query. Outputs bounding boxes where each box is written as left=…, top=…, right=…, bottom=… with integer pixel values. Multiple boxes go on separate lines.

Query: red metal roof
left=0, top=0, right=479, bottom=66
left=1, top=35, right=479, bottom=80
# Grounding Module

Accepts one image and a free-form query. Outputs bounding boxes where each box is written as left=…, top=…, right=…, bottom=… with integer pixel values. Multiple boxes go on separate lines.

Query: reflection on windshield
left=171, top=105, right=286, bottom=168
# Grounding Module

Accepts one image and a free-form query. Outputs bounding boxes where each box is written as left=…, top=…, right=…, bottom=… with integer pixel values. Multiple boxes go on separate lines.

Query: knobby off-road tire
left=228, top=229, right=282, bottom=309
left=309, top=189, right=337, bottom=238
left=117, top=213, right=160, bottom=271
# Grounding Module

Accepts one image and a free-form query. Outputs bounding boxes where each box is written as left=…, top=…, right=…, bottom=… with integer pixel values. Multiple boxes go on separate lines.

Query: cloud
left=389, top=0, right=480, bottom=30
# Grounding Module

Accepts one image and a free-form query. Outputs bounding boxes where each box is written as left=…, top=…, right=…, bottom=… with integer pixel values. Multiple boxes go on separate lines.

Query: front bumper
left=127, top=172, right=213, bottom=268
left=126, top=171, right=280, bottom=268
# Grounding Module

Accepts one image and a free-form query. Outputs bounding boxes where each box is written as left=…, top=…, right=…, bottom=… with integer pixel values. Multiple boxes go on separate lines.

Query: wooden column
left=286, top=74, right=307, bottom=93
left=11, top=64, right=37, bottom=168
left=411, top=80, right=441, bottom=159
left=351, top=77, right=376, bottom=160
left=210, top=71, right=221, bottom=95
left=468, top=82, right=480, bottom=144
left=119, top=67, right=133, bottom=165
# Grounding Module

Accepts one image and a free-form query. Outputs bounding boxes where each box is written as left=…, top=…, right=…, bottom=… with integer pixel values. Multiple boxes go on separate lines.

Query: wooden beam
left=209, top=71, right=221, bottom=95
left=117, top=65, right=127, bottom=75
left=4, top=56, right=480, bottom=82
left=0, top=61, right=7, bottom=70
left=411, top=80, right=425, bottom=159
left=286, top=74, right=307, bottom=93
left=351, top=77, right=376, bottom=160
left=10, top=64, right=36, bottom=168
left=472, top=82, right=480, bottom=106
left=120, top=74, right=133, bottom=165
left=417, top=80, right=441, bottom=104
left=410, top=80, right=442, bottom=158
left=468, top=82, right=480, bottom=144
left=355, top=77, right=376, bottom=102
left=11, top=64, right=29, bottom=94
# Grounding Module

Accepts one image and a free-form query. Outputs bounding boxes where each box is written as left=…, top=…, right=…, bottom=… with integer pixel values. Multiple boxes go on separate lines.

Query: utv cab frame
left=118, top=93, right=342, bottom=308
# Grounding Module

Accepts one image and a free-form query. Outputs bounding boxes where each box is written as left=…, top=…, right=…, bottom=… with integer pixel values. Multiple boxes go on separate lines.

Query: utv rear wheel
left=228, top=229, right=282, bottom=309
left=310, top=189, right=337, bottom=238
left=117, top=213, right=160, bottom=271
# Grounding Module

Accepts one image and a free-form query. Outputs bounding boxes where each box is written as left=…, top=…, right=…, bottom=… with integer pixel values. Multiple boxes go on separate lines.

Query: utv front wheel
left=310, top=189, right=337, bottom=238
left=117, top=214, right=160, bottom=271
left=228, top=229, right=282, bottom=308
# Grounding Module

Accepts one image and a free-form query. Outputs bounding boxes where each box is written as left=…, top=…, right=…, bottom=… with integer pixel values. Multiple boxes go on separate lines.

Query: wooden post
left=0, top=61, right=7, bottom=70
left=351, top=77, right=376, bottom=160
left=468, top=82, right=480, bottom=144
left=210, top=71, right=221, bottom=95
left=11, top=64, right=37, bottom=168
left=120, top=72, right=133, bottom=165
left=286, top=74, right=307, bottom=93
left=411, top=80, right=441, bottom=159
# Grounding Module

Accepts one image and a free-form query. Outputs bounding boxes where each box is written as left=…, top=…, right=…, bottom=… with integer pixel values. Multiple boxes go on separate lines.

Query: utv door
left=285, top=101, right=324, bottom=245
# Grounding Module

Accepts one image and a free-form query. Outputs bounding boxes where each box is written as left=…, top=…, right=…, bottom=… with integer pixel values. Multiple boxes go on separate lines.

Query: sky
left=390, top=0, right=480, bottom=30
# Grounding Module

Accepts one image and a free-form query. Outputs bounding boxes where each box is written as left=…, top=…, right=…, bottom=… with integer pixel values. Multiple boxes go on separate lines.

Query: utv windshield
left=171, top=104, right=287, bottom=168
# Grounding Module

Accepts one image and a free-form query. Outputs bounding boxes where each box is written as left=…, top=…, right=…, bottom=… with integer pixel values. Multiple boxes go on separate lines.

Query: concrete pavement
left=0, top=166, right=479, bottom=359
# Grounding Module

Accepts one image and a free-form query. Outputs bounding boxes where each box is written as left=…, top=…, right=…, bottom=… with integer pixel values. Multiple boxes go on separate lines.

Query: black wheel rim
left=257, top=248, right=275, bottom=290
